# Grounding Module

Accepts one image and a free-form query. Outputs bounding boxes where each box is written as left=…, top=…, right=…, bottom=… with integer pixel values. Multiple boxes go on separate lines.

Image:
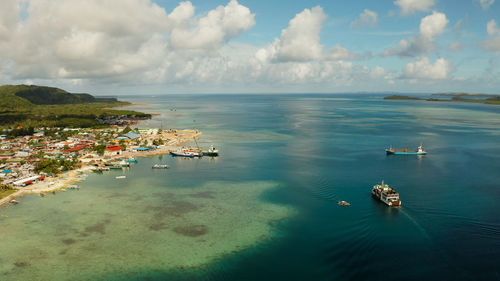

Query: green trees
left=93, top=144, right=106, bottom=155
left=35, top=159, right=77, bottom=174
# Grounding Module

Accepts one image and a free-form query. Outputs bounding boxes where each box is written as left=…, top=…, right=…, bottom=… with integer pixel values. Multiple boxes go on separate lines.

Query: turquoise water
left=1, top=95, right=500, bottom=280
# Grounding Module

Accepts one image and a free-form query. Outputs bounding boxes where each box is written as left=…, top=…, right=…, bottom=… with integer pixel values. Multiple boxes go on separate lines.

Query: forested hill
left=0, top=85, right=118, bottom=108
left=0, top=85, right=150, bottom=128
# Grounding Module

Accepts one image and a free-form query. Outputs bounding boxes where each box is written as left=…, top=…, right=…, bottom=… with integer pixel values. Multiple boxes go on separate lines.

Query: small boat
left=109, top=165, right=124, bottom=170
left=202, top=145, right=219, bottom=157
left=67, top=185, right=80, bottom=190
left=371, top=180, right=401, bottom=207
left=105, top=161, right=130, bottom=167
left=9, top=199, right=19, bottom=205
left=152, top=164, right=169, bottom=169
left=115, top=176, right=126, bottom=179
left=337, top=200, right=350, bottom=206
left=121, top=157, right=138, bottom=163
left=385, top=145, right=427, bottom=155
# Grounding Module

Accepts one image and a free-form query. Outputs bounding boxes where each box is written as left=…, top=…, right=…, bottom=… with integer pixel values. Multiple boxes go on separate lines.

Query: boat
left=9, top=199, right=19, bottom=205
left=152, top=164, right=169, bottom=169
left=67, top=185, right=80, bottom=190
left=121, top=157, right=138, bottom=163
left=171, top=148, right=202, bottom=158
left=371, top=181, right=401, bottom=207
left=105, top=161, right=130, bottom=167
left=337, top=200, right=350, bottom=206
left=109, top=165, right=124, bottom=170
left=202, top=145, right=219, bottom=157
left=115, top=176, right=126, bottom=179
left=385, top=145, right=427, bottom=155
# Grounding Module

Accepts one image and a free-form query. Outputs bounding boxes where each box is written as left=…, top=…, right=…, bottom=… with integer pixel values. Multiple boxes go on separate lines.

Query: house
left=105, top=145, right=123, bottom=155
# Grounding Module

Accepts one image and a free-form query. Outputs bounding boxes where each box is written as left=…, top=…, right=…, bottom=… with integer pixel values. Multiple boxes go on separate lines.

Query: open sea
left=1, top=94, right=499, bottom=281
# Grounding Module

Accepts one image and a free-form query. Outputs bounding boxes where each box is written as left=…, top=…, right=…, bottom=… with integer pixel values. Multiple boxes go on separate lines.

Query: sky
left=0, top=0, right=499, bottom=95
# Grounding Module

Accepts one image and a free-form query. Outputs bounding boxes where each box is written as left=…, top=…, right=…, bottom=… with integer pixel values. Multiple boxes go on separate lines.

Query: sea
left=1, top=94, right=499, bottom=281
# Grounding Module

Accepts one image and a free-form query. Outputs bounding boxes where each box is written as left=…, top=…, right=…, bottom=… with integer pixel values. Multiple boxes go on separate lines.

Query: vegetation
left=0, top=84, right=151, bottom=128
left=384, top=93, right=500, bottom=105
left=0, top=184, right=16, bottom=199
left=34, top=159, right=77, bottom=174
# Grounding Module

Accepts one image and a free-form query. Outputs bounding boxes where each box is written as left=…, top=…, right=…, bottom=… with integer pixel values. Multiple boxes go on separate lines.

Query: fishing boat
left=371, top=181, right=401, bottom=207
left=202, top=145, right=219, bottom=157
left=385, top=145, right=427, bottom=155
left=152, top=164, right=169, bottom=169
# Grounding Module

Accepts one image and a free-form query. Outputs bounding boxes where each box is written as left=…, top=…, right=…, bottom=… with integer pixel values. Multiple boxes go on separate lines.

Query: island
left=0, top=85, right=202, bottom=205
left=384, top=93, right=500, bottom=105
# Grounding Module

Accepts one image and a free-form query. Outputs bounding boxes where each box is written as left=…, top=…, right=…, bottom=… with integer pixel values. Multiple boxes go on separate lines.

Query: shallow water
left=1, top=94, right=499, bottom=280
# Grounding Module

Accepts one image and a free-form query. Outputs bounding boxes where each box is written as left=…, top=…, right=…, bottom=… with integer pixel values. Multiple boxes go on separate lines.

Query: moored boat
left=371, top=181, right=401, bottom=207
left=115, top=176, right=126, bottom=179
left=202, top=145, right=219, bottom=157
left=386, top=145, right=426, bottom=155
left=171, top=148, right=201, bottom=158
left=152, top=164, right=169, bottom=169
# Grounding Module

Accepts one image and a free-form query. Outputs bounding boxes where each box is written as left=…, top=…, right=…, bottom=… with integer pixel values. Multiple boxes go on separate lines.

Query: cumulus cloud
left=383, top=11, right=448, bottom=57
left=350, top=9, right=378, bottom=28
left=394, top=0, right=435, bottom=15
left=482, top=19, right=500, bottom=51
left=480, top=0, right=495, bottom=10
left=403, top=57, right=451, bottom=79
left=0, top=0, right=257, bottom=83
left=169, top=0, right=255, bottom=49
left=275, top=6, right=327, bottom=62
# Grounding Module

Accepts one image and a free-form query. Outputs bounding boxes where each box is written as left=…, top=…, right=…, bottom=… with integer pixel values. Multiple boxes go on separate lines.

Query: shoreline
left=1, top=130, right=201, bottom=207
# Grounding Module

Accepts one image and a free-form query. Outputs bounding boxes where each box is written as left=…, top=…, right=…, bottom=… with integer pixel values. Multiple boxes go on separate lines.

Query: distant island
left=0, top=85, right=151, bottom=128
left=384, top=93, right=500, bottom=105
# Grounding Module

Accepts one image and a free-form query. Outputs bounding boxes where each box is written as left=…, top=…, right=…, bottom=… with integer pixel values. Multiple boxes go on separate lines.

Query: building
left=105, top=145, right=123, bottom=156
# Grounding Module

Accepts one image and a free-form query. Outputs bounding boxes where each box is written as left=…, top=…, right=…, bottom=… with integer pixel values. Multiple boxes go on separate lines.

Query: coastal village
left=0, top=126, right=201, bottom=206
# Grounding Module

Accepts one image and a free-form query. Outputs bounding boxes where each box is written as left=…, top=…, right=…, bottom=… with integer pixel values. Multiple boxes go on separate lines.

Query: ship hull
left=386, top=150, right=426, bottom=155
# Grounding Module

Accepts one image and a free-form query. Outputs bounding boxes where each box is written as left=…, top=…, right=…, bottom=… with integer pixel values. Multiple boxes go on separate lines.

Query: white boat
left=171, top=148, right=201, bottom=158
left=115, top=176, right=126, bottom=179
left=371, top=181, right=402, bottom=207
left=152, top=164, right=169, bottom=169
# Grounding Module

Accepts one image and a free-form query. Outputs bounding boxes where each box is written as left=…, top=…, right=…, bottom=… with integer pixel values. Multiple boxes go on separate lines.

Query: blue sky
left=0, top=0, right=499, bottom=94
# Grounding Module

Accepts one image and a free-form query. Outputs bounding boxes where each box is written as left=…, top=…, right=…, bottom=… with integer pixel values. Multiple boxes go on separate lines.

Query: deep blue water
left=122, top=94, right=500, bottom=281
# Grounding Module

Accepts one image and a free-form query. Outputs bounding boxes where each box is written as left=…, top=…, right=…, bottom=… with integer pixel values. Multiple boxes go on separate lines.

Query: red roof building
left=106, top=145, right=123, bottom=151
left=63, top=145, right=87, bottom=152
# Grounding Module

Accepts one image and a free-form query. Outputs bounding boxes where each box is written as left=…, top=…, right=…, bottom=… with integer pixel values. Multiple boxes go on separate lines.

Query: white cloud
left=383, top=11, right=448, bottom=57
left=350, top=9, right=378, bottom=28
left=480, top=0, right=495, bottom=10
left=483, top=19, right=500, bottom=51
left=487, top=19, right=499, bottom=35
left=403, top=57, right=451, bottom=79
left=420, top=11, right=448, bottom=39
left=394, top=0, right=435, bottom=15
left=327, top=44, right=355, bottom=60
left=0, top=0, right=256, bottom=83
left=276, top=6, right=327, bottom=62
left=169, top=0, right=255, bottom=49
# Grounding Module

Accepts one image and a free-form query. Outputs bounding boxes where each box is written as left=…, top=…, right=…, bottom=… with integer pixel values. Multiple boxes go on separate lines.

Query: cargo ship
left=385, top=145, right=426, bottom=155
left=371, top=181, right=402, bottom=207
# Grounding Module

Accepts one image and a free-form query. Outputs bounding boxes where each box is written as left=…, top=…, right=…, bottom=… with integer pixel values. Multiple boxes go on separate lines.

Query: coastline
left=1, top=129, right=201, bottom=207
